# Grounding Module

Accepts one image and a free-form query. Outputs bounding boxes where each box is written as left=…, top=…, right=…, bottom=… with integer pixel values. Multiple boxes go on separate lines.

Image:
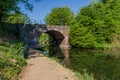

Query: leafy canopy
left=6, top=12, right=30, bottom=23
left=45, top=6, right=74, bottom=26
left=0, top=0, right=40, bottom=22
left=70, top=0, right=120, bottom=48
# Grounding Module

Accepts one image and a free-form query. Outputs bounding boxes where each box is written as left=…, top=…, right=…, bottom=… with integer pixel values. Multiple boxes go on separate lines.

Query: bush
left=0, top=41, right=26, bottom=80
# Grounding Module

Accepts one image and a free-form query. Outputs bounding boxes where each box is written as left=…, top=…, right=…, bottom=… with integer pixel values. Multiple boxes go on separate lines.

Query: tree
left=0, top=0, right=40, bottom=22
left=70, top=0, right=120, bottom=48
left=45, top=6, right=74, bottom=26
left=6, top=12, right=30, bottom=23
left=70, top=23, right=97, bottom=48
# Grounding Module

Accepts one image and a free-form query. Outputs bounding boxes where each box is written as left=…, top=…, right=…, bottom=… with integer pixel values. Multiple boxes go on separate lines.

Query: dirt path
left=19, top=51, right=78, bottom=80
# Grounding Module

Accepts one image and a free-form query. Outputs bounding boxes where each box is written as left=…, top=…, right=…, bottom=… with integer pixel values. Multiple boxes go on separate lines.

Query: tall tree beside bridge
left=45, top=6, right=74, bottom=26
left=70, top=0, right=120, bottom=49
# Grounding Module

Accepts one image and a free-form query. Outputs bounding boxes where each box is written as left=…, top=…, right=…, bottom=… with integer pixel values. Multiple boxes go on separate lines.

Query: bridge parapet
left=46, top=25, right=69, bottom=35
left=46, top=25, right=69, bottom=31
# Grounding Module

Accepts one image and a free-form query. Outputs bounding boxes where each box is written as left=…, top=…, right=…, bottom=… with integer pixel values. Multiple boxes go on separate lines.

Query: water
left=44, top=46, right=120, bottom=80
left=69, top=49, right=120, bottom=80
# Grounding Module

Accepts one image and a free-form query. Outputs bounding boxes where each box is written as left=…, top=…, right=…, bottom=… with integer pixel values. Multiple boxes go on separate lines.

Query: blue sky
left=20, top=0, right=92, bottom=23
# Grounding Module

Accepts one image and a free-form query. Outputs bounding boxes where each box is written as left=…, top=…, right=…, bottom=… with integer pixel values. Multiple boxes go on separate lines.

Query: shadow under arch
left=39, top=30, right=65, bottom=58
left=45, top=30, right=65, bottom=46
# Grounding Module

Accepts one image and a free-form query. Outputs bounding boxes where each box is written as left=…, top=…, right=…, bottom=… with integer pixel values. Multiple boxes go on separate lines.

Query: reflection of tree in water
left=70, top=49, right=120, bottom=80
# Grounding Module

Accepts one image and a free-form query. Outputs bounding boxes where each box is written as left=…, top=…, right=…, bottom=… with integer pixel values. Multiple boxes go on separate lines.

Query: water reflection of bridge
left=48, top=46, right=70, bottom=66
left=61, top=48, right=70, bottom=66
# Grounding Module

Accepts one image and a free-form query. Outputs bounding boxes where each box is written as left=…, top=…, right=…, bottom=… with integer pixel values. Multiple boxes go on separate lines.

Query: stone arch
left=44, top=30, right=65, bottom=46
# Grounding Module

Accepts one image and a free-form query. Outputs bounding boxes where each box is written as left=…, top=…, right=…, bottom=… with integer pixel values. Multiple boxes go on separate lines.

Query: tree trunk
left=0, top=14, right=2, bottom=29
left=0, top=13, right=2, bottom=23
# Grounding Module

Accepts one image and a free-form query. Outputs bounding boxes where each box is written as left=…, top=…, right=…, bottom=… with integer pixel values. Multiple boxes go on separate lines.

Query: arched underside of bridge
left=45, top=30, right=65, bottom=46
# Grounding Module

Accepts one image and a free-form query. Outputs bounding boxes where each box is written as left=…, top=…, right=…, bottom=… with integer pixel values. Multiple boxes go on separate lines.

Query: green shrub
left=0, top=41, right=26, bottom=80
left=75, top=70, right=95, bottom=80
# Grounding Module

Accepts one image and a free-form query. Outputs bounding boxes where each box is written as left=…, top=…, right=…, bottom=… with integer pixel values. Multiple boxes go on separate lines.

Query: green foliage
left=0, top=0, right=40, bottom=22
left=6, top=12, right=30, bottom=23
left=70, top=0, right=120, bottom=49
left=0, top=12, right=29, bottom=38
left=45, top=6, right=74, bottom=26
left=0, top=0, right=31, bottom=21
left=75, top=71, right=95, bottom=80
left=39, top=33, right=53, bottom=47
left=39, top=33, right=53, bottom=53
left=70, top=25, right=97, bottom=48
left=0, top=41, right=26, bottom=80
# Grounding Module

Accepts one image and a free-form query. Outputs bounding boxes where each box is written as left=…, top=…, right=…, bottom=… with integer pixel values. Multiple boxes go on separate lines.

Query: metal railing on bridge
left=24, top=19, right=43, bottom=25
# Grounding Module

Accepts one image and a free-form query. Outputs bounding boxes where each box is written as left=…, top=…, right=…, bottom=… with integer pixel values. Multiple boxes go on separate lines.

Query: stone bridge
left=22, top=24, right=70, bottom=48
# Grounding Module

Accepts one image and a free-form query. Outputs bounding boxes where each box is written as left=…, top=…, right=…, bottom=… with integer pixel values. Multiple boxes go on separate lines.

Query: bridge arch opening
left=38, top=30, right=65, bottom=46
left=45, top=30, right=65, bottom=46
left=38, top=31, right=65, bottom=57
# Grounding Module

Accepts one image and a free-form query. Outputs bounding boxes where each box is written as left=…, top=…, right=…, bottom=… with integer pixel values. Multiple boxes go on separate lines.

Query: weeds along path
left=19, top=50, right=78, bottom=80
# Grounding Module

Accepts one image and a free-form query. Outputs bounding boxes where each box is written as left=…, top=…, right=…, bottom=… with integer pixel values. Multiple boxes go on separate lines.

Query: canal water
left=42, top=46, right=120, bottom=80
left=69, top=49, right=120, bottom=80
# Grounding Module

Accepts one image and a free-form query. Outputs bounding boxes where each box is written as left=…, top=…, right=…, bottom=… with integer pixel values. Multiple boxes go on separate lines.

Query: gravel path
left=19, top=51, right=78, bottom=80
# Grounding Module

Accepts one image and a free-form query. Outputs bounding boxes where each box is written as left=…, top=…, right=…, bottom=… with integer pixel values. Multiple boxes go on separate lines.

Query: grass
left=75, top=70, right=95, bottom=80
